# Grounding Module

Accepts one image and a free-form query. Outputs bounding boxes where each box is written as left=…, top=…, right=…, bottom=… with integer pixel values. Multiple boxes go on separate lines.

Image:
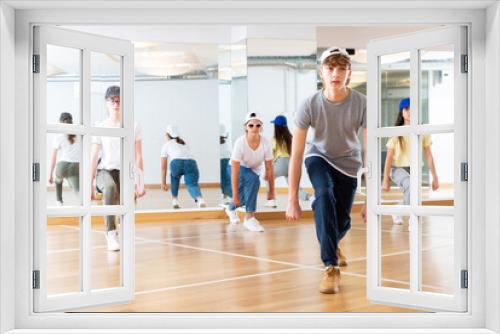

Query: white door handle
left=356, top=162, right=371, bottom=195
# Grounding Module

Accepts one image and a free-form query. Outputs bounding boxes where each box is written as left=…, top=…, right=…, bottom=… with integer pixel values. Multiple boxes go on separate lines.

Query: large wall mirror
left=46, top=24, right=451, bottom=214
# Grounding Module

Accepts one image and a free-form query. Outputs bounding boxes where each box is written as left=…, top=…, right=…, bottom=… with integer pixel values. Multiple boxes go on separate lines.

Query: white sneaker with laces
left=392, top=215, right=403, bottom=225
left=197, top=197, right=206, bottom=208
left=264, top=199, right=278, bottom=208
left=172, top=198, right=181, bottom=209
left=243, top=217, right=265, bottom=232
left=106, top=230, right=120, bottom=251
left=225, top=207, right=240, bottom=223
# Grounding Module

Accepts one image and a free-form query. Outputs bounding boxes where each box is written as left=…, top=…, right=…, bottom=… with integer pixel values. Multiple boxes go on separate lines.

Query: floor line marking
left=135, top=267, right=302, bottom=295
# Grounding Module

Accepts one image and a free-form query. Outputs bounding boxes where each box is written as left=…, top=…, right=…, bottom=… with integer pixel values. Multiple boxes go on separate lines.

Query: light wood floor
left=45, top=211, right=454, bottom=313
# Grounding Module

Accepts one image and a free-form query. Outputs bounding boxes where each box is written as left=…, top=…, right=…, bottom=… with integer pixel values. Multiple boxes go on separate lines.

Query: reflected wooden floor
left=45, top=212, right=455, bottom=313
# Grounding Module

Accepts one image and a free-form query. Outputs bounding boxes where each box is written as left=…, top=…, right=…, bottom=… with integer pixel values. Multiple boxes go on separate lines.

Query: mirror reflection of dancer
left=264, top=115, right=312, bottom=208
left=219, top=124, right=232, bottom=206
left=286, top=47, right=367, bottom=294
left=224, top=112, right=275, bottom=232
left=48, top=112, right=80, bottom=206
left=382, top=98, right=439, bottom=224
left=90, top=86, right=144, bottom=251
left=160, top=125, right=206, bottom=209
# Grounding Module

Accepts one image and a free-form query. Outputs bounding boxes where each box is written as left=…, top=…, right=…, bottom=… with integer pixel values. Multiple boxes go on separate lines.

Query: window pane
left=46, top=45, right=81, bottom=125
left=380, top=214, right=410, bottom=290
left=420, top=45, right=454, bottom=125
left=379, top=52, right=410, bottom=128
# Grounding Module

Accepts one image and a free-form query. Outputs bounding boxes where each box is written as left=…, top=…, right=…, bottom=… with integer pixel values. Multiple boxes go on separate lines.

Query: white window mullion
left=409, top=48, right=420, bottom=294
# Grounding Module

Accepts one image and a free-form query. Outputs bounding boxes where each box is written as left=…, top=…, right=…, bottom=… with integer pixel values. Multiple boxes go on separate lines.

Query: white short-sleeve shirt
left=160, top=139, right=194, bottom=160
left=92, top=121, right=142, bottom=170
left=230, top=135, right=273, bottom=175
left=52, top=134, right=80, bottom=163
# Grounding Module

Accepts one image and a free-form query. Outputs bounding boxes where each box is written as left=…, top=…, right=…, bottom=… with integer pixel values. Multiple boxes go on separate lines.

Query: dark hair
left=59, top=112, right=76, bottom=145
left=220, top=136, right=226, bottom=145
left=394, top=109, right=406, bottom=150
left=105, top=86, right=120, bottom=100
left=167, top=134, right=186, bottom=145
left=274, top=125, right=292, bottom=155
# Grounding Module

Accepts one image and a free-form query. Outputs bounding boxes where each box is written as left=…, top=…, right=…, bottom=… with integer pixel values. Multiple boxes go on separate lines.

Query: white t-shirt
left=92, top=121, right=142, bottom=170
left=52, top=134, right=80, bottom=163
left=160, top=139, right=194, bottom=160
left=220, top=140, right=232, bottom=159
left=230, top=135, right=273, bottom=175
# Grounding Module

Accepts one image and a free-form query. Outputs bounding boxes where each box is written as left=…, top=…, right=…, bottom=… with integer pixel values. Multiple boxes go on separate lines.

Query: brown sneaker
left=337, top=247, right=348, bottom=267
left=319, top=266, right=340, bottom=294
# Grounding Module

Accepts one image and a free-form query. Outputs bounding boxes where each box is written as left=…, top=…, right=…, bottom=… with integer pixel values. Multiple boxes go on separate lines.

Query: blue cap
left=271, top=115, right=287, bottom=127
left=399, top=98, right=410, bottom=111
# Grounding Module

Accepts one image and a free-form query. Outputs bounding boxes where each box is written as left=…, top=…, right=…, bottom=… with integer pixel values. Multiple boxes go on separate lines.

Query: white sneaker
left=226, top=221, right=239, bottom=232
left=264, top=199, right=278, bottom=208
left=172, top=198, right=181, bottom=209
left=225, top=207, right=240, bottom=223
left=243, top=217, right=265, bottom=232
left=197, top=197, right=206, bottom=208
left=222, top=196, right=231, bottom=205
left=392, top=215, right=403, bottom=225
left=106, top=230, right=120, bottom=251
left=56, top=201, right=63, bottom=206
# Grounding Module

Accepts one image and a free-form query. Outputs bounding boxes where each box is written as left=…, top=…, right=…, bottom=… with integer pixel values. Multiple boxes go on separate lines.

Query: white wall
left=0, top=3, right=15, bottom=333
left=47, top=79, right=221, bottom=184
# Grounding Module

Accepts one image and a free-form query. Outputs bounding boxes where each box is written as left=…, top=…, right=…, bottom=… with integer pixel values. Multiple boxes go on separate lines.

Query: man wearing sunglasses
left=286, top=47, right=367, bottom=294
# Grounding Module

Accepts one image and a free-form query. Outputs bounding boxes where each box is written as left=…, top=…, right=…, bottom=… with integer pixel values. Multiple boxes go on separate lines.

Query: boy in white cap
left=225, top=112, right=275, bottom=232
left=160, top=124, right=206, bottom=209
left=286, top=47, right=367, bottom=293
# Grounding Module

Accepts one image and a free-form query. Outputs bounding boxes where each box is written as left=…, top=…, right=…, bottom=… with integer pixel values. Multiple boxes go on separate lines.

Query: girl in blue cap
left=381, top=98, right=440, bottom=225
left=264, top=115, right=311, bottom=208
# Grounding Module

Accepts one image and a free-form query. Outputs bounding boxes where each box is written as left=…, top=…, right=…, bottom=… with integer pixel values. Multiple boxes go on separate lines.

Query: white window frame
left=0, top=2, right=498, bottom=333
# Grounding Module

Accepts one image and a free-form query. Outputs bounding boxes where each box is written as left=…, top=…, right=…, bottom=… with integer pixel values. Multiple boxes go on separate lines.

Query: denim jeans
left=170, top=159, right=202, bottom=200
left=305, top=156, right=357, bottom=267
left=228, top=166, right=260, bottom=213
left=220, top=158, right=232, bottom=197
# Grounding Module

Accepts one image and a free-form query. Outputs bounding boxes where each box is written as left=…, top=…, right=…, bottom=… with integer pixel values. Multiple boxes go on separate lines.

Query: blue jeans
left=305, top=156, right=357, bottom=267
left=228, top=166, right=260, bottom=213
left=220, top=158, right=232, bottom=197
left=170, top=159, right=202, bottom=200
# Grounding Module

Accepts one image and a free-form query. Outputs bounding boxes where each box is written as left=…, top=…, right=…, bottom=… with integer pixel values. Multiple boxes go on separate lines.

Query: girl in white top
left=224, top=112, right=275, bottom=232
left=48, top=112, right=80, bottom=206
left=90, top=86, right=144, bottom=251
left=160, top=125, right=206, bottom=209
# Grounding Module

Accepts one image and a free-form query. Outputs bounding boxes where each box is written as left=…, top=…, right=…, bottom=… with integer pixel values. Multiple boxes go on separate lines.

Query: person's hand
left=135, top=189, right=146, bottom=198
left=161, top=183, right=168, bottom=191
left=381, top=178, right=390, bottom=192
left=91, top=188, right=97, bottom=201
left=286, top=199, right=302, bottom=221
left=233, top=195, right=241, bottom=207
left=48, top=175, right=53, bottom=185
left=361, top=203, right=367, bottom=224
left=432, top=177, right=439, bottom=191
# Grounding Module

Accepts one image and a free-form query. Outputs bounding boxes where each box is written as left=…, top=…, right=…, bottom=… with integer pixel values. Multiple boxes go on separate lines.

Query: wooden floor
left=45, top=210, right=455, bottom=313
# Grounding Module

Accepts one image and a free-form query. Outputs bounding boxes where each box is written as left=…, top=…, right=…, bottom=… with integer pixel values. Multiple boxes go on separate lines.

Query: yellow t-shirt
left=272, top=138, right=290, bottom=161
left=386, top=135, right=432, bottom=167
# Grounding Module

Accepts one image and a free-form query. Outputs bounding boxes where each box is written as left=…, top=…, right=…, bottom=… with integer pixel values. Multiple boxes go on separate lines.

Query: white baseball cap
left=165, top=124, right=180, bottom=138
left=244, top=112, right=263, bottom=125
left=320, top=47, right=351, bottom=64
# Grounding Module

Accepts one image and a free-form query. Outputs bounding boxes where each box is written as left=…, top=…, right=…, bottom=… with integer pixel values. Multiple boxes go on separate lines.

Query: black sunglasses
left=247, top=123, right=261, bottom=128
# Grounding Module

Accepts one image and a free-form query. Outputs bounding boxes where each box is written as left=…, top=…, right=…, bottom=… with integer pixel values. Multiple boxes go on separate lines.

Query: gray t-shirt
left=295, top=89, right=366, bottom=177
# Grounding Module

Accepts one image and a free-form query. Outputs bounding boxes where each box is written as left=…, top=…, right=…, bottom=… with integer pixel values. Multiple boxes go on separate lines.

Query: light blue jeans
left=228, top=166, right=260, bottom=213
left=170, top=159, right=202, bottom=200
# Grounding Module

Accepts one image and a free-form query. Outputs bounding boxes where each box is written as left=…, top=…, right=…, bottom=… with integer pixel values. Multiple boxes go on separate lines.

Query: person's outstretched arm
left=160, top=157, right=168, bottom=191
left=231, top=161, right=241, bottom=206
left=424, top=146, right=439, bottom=191
left=286, top=127, right=307, bottom=221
